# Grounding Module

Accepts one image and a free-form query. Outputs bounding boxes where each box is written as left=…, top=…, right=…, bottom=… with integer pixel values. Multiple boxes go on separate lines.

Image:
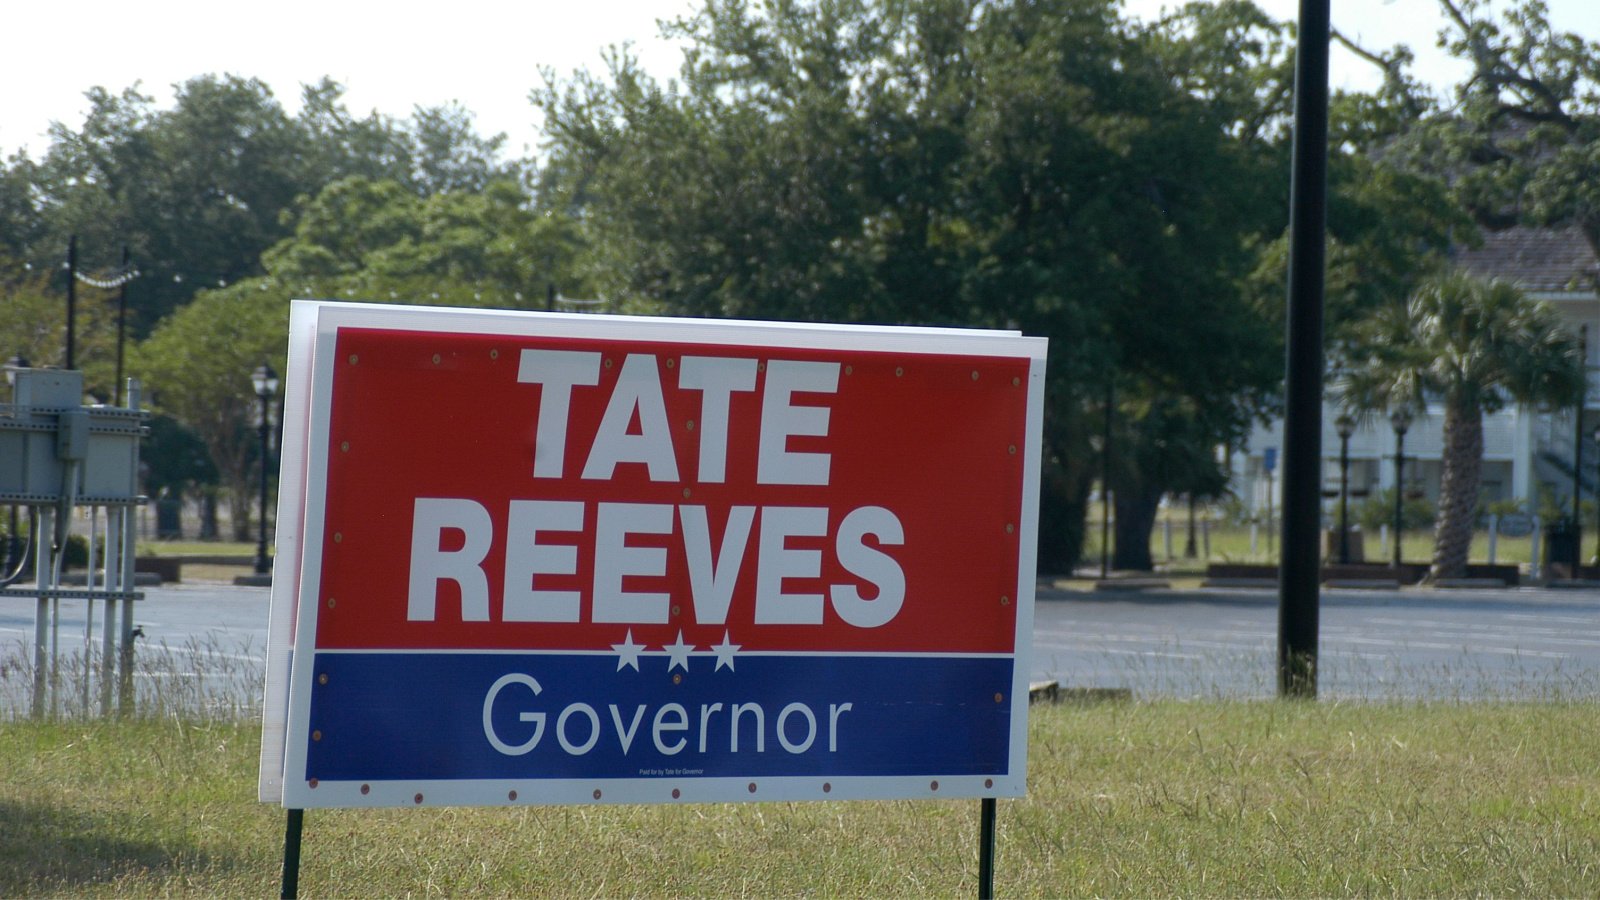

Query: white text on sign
left=405, top=352, right=907, bottom=628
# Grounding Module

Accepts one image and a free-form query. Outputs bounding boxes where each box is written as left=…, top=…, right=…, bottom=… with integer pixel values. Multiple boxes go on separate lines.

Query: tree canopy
left=0, top=75, right=521, bottom=335
left=537, top=0, right=1299, bottom=569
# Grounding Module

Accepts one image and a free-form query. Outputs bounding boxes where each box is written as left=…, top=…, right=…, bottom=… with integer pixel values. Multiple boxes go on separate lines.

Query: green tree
left=1342, top=273, right=1585, bottom=579
left=0, top=258, right=122, bottom=397
left=132, top=286, right=287, bottom=542
left=1381, top=0, right=1600, bottom=270
left=262, top=175, right=588, bottom=305
left=131, top=174, right=587, bottom=536
left=13, top=75, right=520, bottom=337
left=538, top=0, right=1291, bottom=571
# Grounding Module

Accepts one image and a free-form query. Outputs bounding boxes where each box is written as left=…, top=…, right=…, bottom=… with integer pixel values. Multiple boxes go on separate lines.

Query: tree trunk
left=231, top=481, right=255, bottom=543
left=1036, top=438, right=1092, bottom=575
left=1112, top=487, right=1162, bottom=572
left=1431, top=401, right=1483, bottom=580
left=199, top=492, right=220, bottom=540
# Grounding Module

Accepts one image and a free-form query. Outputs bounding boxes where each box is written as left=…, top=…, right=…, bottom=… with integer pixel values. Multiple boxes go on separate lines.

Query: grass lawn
left=1077, top=521, right=1542, bottom=575
left=3, top=700, right=1597, bottom=897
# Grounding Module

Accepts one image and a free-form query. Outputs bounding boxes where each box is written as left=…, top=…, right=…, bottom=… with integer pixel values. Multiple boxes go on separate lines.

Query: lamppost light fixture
left=1335, top=414, right=1355, bottom=440
left=251, top=362, right=279, bottom=577
left=252, top=363, right=279, bottom=398
left=1389, top=407, right=1412, bottom=436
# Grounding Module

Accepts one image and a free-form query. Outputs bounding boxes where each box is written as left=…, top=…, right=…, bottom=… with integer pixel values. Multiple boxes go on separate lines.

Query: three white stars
left=611, top=629, right=741, bottom=673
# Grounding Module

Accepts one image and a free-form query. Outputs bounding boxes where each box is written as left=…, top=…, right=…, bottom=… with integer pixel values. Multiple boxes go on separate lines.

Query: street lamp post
left=1100, top=381, right=1114, bottom=579
left=251, top=363, right=279, bottom=576
left=1592, top=424, right=1600, bottom=569
left=1336, top=414, right=1355, bottom=565
left=1389, top=407, right=1412, bottom=570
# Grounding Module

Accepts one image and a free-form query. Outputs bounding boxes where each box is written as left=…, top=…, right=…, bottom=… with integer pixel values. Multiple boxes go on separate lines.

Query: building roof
left=1453, top=225, right=1599, bottom=294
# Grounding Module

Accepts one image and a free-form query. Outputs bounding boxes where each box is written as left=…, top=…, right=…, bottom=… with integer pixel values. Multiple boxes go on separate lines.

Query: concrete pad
left=1200, top=577, right=1278, bottom=589
left=1093, top=578, right=1171, bottom=591
left=1432, top=577, right=1508, bottom=589
left=57, top=571, right=162, bottom=586
left=1325, top=578, right=1402, bottom=590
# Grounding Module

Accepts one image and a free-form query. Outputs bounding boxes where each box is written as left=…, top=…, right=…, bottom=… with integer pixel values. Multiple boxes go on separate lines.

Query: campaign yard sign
left=260, top=300, right=1046, bottom=809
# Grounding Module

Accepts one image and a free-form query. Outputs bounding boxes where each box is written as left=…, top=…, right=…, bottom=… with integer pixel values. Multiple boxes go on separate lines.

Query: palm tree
left=1342, top=273, right=1586, bottom=580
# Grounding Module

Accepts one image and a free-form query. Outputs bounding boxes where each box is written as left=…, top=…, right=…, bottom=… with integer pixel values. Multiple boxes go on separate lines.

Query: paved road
left=5, top=582, right=1599, bottom=713
left=1032, top=585, right=1600, bottom=700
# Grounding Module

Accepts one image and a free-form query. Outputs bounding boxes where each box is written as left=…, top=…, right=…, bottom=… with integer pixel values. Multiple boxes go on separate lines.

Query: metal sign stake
left=281, top=808, right=304, bottom=900
left=978, top=797, right=996, bottom=898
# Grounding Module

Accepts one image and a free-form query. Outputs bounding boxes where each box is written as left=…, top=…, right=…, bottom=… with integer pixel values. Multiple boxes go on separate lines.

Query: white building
left=1234, top=226, right=1600, bottom=516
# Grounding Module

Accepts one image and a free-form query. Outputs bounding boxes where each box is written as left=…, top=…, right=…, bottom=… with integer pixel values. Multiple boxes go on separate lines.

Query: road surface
left=5, top=582, right=1600, bottom=713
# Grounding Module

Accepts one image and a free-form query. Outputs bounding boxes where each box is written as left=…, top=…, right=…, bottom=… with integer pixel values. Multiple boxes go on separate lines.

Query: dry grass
left=2, top=698, right=1597, bottom=897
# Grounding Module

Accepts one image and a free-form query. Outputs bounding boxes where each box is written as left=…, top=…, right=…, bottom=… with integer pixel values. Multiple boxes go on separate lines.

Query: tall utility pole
left=1100, top=380, right=1114, bottom=578
left=1572, top=327, right=1587, bottom=572
left=66, top=235, right=78, bottom=370
left=1277, top=0, right=1331, bottom=700
left=115, top=247, right=130, bottom=406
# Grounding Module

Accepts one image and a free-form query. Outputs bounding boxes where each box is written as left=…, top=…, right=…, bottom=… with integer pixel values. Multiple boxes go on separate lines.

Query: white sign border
left=261, top=300, right=1047, bottom=809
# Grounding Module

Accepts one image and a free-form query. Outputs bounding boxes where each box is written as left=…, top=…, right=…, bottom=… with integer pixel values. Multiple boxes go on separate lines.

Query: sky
left=2, top=0, right=1596, bottom=163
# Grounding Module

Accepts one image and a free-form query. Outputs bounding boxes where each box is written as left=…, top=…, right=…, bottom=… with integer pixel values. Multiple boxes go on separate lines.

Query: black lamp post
left=1336, top=414, right=1355, bottom=565
left=1099, top=381, right=1114, bottom=578
left=1592, top=424, right=1600, bottom=569
left=1389, top=407, right=1412, bottom=569
left=251, top=363, right=279, bottom=575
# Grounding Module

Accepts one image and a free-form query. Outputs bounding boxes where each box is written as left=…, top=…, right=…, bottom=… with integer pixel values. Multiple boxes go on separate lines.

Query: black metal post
left=256, top=389, right=271, bottom=575
left=115, top=247, right=129, bottom=406
left=281, top=808, right=304, bottom=900
left=1276, top=0, right=1331, bottom=700
left=978, top=797, right=996, bottom=900
left=1392, top=431, right=1406, bottom=569
left=547, top=282, right=556, bottom=312
left=1337, top=423, right=1352, bottom=565
left=1592, top=424, right=1600, bottom=568
left=1572, top=328, right=1586, bottom=568
left=1184, top=494, right=1198, bottom=559
left=66, top=235, right=77, bottom=370
left=1100, top=381, right=1113, bottom=578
